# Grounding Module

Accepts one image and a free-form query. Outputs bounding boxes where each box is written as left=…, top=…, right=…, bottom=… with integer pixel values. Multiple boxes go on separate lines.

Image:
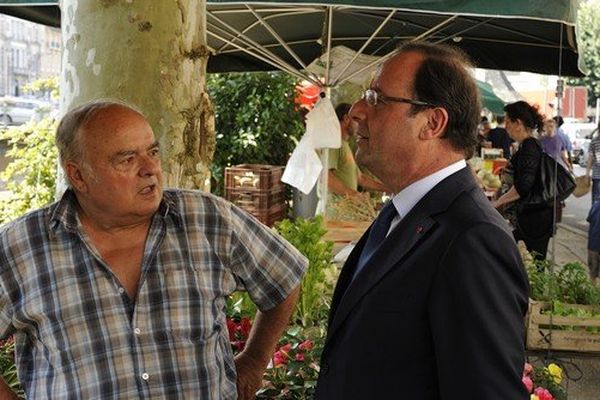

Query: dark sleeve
left=429, top=223, right=529, bottom=399
left=513, top=138, right=541, bottom=198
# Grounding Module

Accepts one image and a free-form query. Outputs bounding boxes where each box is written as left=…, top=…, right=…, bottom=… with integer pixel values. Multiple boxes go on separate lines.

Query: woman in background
left=493, top=101, right=554, bottom=260
left=586, top=121, right=600, bottom=204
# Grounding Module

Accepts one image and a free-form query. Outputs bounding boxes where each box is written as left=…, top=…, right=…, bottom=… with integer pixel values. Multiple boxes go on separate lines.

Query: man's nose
left=350, top=98, right=369, bottom=120
left=139, top=155, right=161, bottom=176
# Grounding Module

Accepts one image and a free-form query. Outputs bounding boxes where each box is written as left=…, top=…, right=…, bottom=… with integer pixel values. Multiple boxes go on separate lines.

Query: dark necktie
left=353, top=202, right=397, bottom=279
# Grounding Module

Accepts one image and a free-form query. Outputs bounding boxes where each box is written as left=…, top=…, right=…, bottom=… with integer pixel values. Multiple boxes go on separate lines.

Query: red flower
left=226, top=319, right=237, bottom=341
left=295, top=353, right=305, bottom=362
left=273, top=350, right=287, bottom=367
left=279, top=343, right=292, bottom=354
left=522, top=376, right=533, bottom=393
left=240, top=317, right=252, bottom=338
left=534, top=387, right=554, bottom=400
left=298, top=340, right=314, bottom=351
left=523, top=362, right=533, bottom=376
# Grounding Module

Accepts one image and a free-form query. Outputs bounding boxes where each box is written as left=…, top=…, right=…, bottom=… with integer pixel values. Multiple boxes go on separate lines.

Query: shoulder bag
left=524, top=146, right=576, bottom=207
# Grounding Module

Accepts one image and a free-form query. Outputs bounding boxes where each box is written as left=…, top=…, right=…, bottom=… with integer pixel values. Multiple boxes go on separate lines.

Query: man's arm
left=0, top=378, right=19, bottom=400
left=235, top=285, right=300, bottom=400
left=327, top=170, right=359, bottom=196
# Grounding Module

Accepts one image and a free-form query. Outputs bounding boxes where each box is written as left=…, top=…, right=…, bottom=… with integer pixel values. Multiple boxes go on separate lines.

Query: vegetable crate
left=225, top=164, right=284, bottom=191
left=224, top=164, right=287, bottom=226
left=526, top=300, right=600, bottom=353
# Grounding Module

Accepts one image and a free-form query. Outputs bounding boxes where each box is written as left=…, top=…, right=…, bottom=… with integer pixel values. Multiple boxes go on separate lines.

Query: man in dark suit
left=315, top=42, right=529, bottom=399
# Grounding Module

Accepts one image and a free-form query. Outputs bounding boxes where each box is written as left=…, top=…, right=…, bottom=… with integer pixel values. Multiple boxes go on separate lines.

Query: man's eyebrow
left=148, top=141, right=160, bottom=150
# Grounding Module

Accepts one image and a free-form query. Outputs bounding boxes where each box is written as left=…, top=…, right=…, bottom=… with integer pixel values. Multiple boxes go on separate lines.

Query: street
left=562, top=165, right=592, bottom=235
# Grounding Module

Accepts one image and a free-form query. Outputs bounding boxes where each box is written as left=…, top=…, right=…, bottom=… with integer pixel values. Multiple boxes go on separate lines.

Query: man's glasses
left=361, top=89, right=436, bottom=108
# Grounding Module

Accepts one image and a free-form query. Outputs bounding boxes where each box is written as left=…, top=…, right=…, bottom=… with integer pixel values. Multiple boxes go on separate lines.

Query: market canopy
left=0, top=0, right=584, bottom=85
left=477, top=80, right=505, bottom=115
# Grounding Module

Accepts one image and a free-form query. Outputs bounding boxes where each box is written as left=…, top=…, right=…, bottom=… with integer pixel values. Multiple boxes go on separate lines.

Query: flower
left=523, top=362, right=534, bottom=376
left=298, top=339, right=314, bottom=351
left=546, top=363, right=562, bottom=385
left=522, top=376, right=533, bottom=393
left=273, top=350, right=287, bottom=367
left=531, top=395, right=539, bottom=400
left=533, top=387, right=554, bottom=400
left=295, top=353, right=305, bottom=362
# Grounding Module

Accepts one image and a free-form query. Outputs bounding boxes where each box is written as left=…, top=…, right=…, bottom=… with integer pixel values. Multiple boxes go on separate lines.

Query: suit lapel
left=325, top=167, right=477, bottom=344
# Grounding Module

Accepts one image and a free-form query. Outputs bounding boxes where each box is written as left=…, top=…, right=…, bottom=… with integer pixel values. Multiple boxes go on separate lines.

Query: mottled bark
left=60, top=0, right=214, bottom=191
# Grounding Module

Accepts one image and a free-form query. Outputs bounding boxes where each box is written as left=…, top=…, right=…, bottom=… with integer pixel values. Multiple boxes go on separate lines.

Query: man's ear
left=65, top=161, right=88, bottom=193
left=419, top=107, right=449, bottom=140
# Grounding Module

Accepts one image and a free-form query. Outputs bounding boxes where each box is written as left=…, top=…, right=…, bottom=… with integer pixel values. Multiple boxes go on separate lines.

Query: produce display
left=476, top=168, right=502, bottom=189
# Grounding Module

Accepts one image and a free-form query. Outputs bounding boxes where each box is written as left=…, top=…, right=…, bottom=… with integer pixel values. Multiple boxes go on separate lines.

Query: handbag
left=573, top=175, right=591, bottom=198
left=524, top=145, right=576, bottom=207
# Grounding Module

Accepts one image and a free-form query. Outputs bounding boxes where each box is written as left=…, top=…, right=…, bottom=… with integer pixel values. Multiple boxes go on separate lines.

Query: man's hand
left=234, top=352, right=265, bottom=400
left=0, top=378, right=19, bottom=400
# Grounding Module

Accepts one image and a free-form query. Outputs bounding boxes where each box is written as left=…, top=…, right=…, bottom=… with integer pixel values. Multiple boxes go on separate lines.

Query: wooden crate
left=225, top=187, right=285, bottom=213
left=526, top=300, right=600, bottom=353
left=250, top=203, right=288, bottom=227
left=225, top=164, right=284, bottom=191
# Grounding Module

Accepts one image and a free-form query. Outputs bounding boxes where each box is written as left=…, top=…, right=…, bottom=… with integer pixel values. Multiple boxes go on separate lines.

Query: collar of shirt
left=48, top=189, right=182, bottom=237
left=390, top=159, right=467, bottom=226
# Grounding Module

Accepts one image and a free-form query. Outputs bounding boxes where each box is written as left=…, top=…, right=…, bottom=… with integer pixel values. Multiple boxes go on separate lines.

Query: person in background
left=554, top=115, right=574, bottom=168
left=586, top=121, right=600, bottom=204
left=475, top=118, right=492, bottom=156
left=0, top=100, right=307, bottom=399
left=488, top=115, right=514, bottom=158
left=587, top=200, right=600, bottom=286
left=493, top=101, right=555, bottom=260
left=328, top=103, right=388, bottom=196
left=315, top=41, right=528, bottom=400
left=541, top=118, right=571, bottom=171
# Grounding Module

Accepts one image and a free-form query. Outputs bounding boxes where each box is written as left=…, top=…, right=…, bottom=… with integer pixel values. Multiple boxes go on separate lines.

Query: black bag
left=524, top=147, right=576, bottom=207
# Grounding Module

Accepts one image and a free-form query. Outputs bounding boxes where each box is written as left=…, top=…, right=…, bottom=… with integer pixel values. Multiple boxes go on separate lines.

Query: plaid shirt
left=0, top=189, right=307, bottom=399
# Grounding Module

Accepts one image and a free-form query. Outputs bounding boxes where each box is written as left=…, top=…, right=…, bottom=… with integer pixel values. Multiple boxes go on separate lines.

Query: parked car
left=561, top=122, right=596, bottom=165
left=0, top=96, right=49, bottom=126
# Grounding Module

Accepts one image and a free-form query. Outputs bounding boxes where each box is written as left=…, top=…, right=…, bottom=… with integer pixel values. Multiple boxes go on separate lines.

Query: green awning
left=477, top=80, right=505, bottom=115
left=0, top=1, right=583, bottom=77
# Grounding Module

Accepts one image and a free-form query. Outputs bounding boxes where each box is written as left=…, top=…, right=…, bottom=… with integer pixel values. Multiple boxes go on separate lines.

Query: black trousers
left=514, top=205, right=555, bottom=260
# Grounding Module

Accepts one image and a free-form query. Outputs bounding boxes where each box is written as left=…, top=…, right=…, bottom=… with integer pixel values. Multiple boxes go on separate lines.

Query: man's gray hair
left=56, top=99, right=144, bottom=166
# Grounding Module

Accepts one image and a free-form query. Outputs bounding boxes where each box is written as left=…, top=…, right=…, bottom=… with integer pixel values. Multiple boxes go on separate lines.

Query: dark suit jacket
left=315, top=167, right=529, bottom=400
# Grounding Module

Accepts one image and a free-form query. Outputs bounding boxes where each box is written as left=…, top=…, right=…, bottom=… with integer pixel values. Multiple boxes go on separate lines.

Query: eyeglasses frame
left=362, top=88, right=436, bottom=108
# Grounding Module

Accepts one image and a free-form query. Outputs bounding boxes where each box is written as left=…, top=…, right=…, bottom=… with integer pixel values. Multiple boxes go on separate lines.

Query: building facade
left=0, top=14, right=61, bottom=97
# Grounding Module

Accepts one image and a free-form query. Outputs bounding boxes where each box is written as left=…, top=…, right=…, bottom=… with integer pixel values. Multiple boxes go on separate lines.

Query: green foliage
left=527, top=259, right=600, bottom=305
left=0, top=117, right=58, bottom=224
left=226, top=291, right=258, bottom=320
left=207, top=72, right=304, bottom=195
left=567, top=0, right=600, bottom=106
left=274, top=216, right=336, bottom=328
left=23, top=77, right=59, bottom=102
left=0, top=337, right=23, bottom=397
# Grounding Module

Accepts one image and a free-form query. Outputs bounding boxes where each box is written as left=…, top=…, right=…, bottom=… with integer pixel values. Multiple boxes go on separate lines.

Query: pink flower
left=295, top=353, right=305, bottom=362
left=523, top=362, right=533, bottom=376
left=522, top=376, right=533, bottom=393
left=279, top=343, right=292, bottom=354
left=298, top=340, right=314, bottom=351
left=533, top=387, right=554, bottom=400
left=273, top=350, right=287, bottom=367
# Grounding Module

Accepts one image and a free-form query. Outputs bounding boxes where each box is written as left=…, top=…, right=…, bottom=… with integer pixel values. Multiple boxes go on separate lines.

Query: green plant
left=207, top=72, right=304, bottom=195
left=526, top=260, right=600, bottom=306
left=274, top=216, right=336, bottom=328
left=0, top=117, right=58, bottom=224
left=257, top=326, right=324, bottom=399
left=0, top=337, right=23, bottom=397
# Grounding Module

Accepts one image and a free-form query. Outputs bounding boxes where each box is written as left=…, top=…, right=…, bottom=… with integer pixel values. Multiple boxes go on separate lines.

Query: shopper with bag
left=493, top=101, right=558, bottom=260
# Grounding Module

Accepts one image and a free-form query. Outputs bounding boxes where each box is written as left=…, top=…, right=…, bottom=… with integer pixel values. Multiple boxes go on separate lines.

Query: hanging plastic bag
left=305, top=97, right=341, bottom=149
left=281, top=136, right=323, bottom=194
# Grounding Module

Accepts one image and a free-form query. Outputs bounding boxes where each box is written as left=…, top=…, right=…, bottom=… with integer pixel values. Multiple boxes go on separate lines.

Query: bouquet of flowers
left=522, top=362, right=567, bottom=400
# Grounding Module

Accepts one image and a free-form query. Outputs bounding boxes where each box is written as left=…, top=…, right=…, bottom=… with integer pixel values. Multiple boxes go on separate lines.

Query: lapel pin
left=416, top=226, right=423, bottom=234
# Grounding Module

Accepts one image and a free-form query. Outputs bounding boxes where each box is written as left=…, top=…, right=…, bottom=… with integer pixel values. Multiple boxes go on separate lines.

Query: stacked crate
left=224, top=164, right=286, bottom=226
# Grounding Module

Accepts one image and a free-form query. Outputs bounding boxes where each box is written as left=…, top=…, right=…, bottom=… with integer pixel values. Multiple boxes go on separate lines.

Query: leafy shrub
left=207, top=72, right=304, bottom=195
left=0, top=117, right=58, bottom=224
left=274, top=216, right=336, bottom=328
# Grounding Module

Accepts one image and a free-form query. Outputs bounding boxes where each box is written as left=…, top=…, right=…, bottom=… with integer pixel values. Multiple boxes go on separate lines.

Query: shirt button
left=134, top=328, right=141, bottom=335
left=118, top=287, right=125, bottom=294
left=141, top=372, right=149, bottom=381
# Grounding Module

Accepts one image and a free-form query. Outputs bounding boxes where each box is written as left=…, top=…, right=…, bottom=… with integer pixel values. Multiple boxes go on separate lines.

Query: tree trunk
left=59, top=0, right=214, bottom=191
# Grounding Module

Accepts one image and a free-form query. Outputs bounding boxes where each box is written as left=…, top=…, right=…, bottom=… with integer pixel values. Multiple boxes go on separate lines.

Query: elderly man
left=315, top=42, right=529, bottom=399
left=0, top=100, right=307, bottom=399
